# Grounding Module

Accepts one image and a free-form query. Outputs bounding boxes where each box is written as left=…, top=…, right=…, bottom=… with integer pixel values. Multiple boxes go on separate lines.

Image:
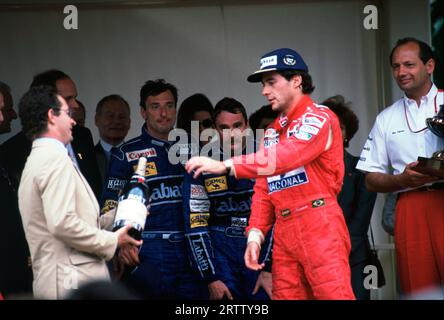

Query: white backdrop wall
left=0, top=0, right=379, bottom=157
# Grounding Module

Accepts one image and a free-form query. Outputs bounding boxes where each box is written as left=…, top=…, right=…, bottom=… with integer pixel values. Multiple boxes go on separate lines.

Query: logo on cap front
left=283, top=54, right=296, bottom=66
left=260, top=55, right=277, bottom=69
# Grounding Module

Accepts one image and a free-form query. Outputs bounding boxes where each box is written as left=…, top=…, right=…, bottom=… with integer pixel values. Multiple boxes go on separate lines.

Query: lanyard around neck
left=403, top=90, right=441, bottom=133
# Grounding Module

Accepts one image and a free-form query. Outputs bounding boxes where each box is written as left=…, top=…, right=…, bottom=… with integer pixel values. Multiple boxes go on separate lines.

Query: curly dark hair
left=176, top=93, right=214, bottom=133
left=139, top=79, right=178, bottom=109
left=19, top=86, right=62, bottom=140
left=278, top=70, right=315, bottom=94
left=321, top=95, right=359, bottom=148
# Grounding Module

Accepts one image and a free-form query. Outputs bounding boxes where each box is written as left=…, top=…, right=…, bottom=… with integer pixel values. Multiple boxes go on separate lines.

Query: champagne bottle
left=112, top=156, right=149, bottom=240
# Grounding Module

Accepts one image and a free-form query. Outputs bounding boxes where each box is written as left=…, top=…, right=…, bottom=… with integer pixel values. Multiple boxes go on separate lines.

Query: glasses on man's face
left=59, top=108, right=74, bottom=118
left=199, top=119, right=213, bottom=129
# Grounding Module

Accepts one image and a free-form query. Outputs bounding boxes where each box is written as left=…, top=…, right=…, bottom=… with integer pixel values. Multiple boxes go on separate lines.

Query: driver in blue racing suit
left=101, top=79, right=206, bottom=299
left=183, top=98, right=272, bottom=300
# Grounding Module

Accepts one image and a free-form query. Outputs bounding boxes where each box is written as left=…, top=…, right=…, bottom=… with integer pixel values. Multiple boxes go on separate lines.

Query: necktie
left=67, top=143, right=79, bottom=168
left=107, top=146, right=117, bottom=162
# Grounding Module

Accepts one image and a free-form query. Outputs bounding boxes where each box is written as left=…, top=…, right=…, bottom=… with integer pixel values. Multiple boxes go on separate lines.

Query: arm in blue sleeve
left=182, top=171, right=218, bottom=283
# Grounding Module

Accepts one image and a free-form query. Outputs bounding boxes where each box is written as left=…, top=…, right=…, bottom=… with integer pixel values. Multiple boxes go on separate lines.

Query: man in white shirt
left=357, top=37, right=444, bottom=297
left=94, top=94, right=131, bottom=183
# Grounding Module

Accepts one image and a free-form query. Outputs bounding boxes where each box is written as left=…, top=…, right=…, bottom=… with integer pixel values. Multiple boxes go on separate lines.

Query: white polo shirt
left=357, top=84, right=444, bottom=176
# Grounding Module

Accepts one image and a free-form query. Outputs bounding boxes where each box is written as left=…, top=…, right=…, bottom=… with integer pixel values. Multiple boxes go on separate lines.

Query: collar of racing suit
left=140, top=125, right=175, bottom=149
left=272, top=94, right=314, bottom=133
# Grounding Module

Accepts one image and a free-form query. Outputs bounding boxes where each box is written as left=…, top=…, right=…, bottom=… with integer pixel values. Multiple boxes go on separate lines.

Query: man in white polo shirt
left=356, top=37, right=444, bottom=297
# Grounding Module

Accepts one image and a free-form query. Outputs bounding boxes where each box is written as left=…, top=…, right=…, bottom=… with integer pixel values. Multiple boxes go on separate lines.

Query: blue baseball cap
left=247, top=48, right=308, bottom=83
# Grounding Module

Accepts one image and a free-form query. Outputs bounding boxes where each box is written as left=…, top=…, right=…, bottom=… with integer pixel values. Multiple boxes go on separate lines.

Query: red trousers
left=272, top=200, right=355, bottom=299
left=395, top=190, right=444, bottom=295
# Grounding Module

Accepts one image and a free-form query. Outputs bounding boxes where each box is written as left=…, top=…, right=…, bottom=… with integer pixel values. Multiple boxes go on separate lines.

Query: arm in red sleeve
left=233, top=114, right=333, bottom=179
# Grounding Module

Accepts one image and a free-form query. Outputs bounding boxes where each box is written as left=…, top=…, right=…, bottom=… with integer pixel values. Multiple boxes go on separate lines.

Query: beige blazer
left=18, top=139, right=117, bottom=299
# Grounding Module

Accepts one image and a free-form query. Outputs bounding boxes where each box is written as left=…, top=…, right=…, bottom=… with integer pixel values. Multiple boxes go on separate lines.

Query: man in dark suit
left=94, top=94, right=131, bottom=184
left=0, top=86, right=33, bottom=299
left=0, top=70, right=102, bottom=200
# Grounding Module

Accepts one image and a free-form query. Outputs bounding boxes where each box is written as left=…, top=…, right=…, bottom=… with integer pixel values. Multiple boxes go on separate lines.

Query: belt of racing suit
left=273, top=194, right=337, bottom=221
left=209, top=225, right=246, bottom=238
left=142, top=231, right=185, bottom=242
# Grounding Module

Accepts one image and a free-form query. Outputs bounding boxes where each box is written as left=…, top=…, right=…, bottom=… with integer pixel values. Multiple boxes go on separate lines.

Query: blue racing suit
left=101, top=126, right=206, bottom=299
left=183, top=147, right=272, bottom=300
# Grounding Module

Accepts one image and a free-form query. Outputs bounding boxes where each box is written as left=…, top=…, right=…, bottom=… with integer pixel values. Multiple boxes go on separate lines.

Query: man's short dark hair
left=139, top=79, right=178, bottom=109
left=389, top=37, right=435, bottom=65
left=278, top=70, right=315, bottom=94
left=214, top=97, right=248, bottom=124
left=321, top=95, right=358, bottom=148
left=96, top=94, right=130, bottom=115
left=30, top=69, right=70, bottom=89
left=19, top=86, right=62, bottom=140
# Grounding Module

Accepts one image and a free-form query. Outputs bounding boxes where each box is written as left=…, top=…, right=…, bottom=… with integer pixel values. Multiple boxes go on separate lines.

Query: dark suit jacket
left=337, top=151, right=377, bottom=266
left=0, top=162, right=33, bottom=297
left=0, top=126, right=102, bottom=201
left=95, top=142, right=109, bottom=186
left=71, top=126, right=103, bottom=200
left=0, top=131, right=30, bottom=189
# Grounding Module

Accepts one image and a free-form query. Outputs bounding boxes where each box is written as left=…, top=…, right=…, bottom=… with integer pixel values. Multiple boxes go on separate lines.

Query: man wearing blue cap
left=186, top=48, right=355, bottom=299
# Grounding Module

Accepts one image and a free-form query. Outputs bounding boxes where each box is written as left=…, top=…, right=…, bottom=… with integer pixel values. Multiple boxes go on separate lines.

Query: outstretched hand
left=186, top=156, right=227, bottom=178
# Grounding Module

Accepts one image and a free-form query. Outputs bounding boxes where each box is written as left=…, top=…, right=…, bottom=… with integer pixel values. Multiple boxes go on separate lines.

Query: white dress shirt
left=357, top=84, right=444, bottom=177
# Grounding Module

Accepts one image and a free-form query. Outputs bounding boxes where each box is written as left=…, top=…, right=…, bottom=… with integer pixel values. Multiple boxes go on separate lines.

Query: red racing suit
left=232, top=95, right=355, bottom=299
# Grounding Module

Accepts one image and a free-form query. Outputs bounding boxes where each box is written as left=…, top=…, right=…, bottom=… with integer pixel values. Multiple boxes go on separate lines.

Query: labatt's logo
left=150, top=183, right=182, bottom=201
left=217, top=198, right=251, bottom=214
left=205, top=176, right=228, bottom=193
left=192, top=238, right=210, bottom=271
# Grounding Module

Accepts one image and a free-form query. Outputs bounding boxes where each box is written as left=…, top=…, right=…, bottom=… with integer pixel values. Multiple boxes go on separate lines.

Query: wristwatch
left=223, top=159, right=233, bottom=176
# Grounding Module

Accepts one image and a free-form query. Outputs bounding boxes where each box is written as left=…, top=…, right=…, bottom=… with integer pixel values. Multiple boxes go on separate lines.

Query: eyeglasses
left=59, top=108, right=74, bottom=118
left=199, top=119, right=213, bottom=129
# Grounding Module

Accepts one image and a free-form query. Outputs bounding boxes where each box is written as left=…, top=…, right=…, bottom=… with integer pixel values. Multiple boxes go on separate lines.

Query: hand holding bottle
left=113, top=157, right=150, bottom=240
left=115, top=224, right=143, bottom=248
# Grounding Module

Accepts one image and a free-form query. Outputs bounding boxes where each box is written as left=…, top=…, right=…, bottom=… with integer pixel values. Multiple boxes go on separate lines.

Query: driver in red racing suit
left=186, top=48, right=355, bottom=300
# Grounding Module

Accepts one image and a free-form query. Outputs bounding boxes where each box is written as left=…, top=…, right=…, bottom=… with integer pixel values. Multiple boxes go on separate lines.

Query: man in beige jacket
left=17, top=85, right=142, bottom=299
